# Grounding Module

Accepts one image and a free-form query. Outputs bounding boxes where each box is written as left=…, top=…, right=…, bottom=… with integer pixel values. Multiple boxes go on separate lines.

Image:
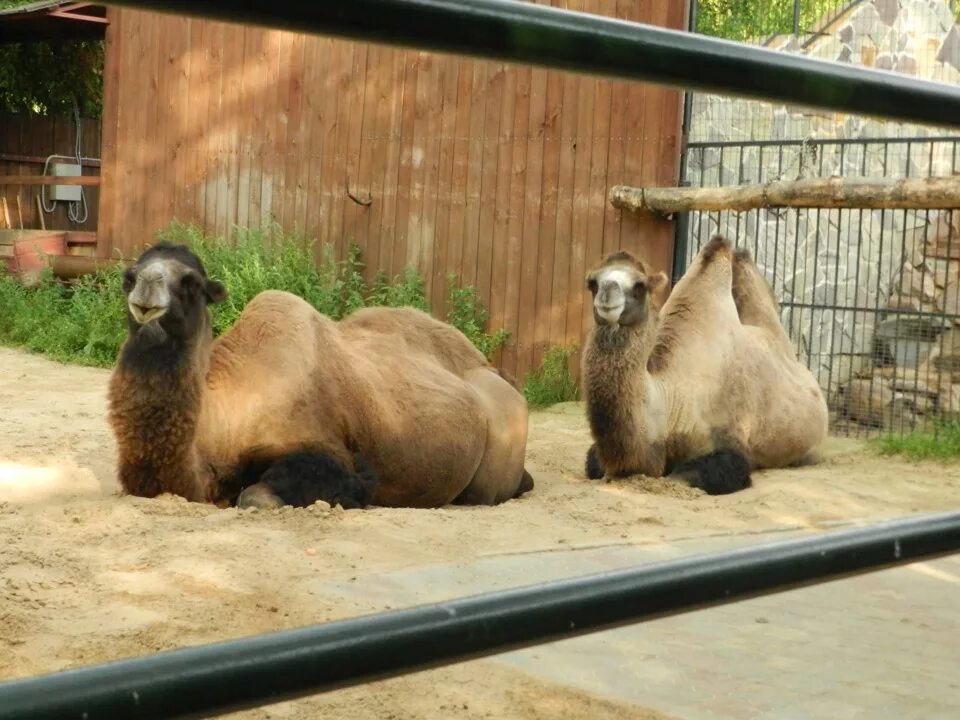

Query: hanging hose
left=40, top=100, right=95, bottom=225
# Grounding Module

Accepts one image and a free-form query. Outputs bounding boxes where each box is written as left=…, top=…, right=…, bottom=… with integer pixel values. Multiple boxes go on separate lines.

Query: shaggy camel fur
left=107, top=242, right=533, bottom=509
left=581, top=235, right=828, bottom=494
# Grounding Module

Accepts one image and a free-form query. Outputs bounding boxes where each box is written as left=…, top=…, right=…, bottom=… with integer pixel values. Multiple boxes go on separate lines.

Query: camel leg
left=237, top=450, right=377, bottom=509
left=453, top=368, right=533, bottom=506
left=731, top=248, right=794, bottom=354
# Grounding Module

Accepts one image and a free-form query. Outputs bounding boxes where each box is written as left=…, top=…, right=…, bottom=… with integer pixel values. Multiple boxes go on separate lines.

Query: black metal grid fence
left=679, top=135, right=960, bottom=437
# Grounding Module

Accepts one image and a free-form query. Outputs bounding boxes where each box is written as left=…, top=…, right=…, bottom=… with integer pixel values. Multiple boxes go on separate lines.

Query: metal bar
left=1, top=511, right=960, bottom=720
left=103, top=0, right=960, bottom=129
left=688, top=136, right=960, bottom=149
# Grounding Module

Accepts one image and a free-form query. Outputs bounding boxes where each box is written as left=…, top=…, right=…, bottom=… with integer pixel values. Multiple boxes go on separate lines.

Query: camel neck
left=583, top=319, right=665, bottom=477
left=109, top=332, right=211, bottom=501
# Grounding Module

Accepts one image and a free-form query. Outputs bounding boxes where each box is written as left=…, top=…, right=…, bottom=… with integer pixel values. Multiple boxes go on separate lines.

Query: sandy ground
left=3, top=346, right=960, bottom=718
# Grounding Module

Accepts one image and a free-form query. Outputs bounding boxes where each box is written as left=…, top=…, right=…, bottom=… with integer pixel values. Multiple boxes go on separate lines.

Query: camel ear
left=648, top=272, right=668, bottom=293
left=205, top=280, right=227, bottom=304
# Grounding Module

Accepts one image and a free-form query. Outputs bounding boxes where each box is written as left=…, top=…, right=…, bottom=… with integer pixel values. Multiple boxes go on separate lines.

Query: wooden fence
left=0, top=113, right=100, bottom=233
left=98, top=0, right=686, bottom=380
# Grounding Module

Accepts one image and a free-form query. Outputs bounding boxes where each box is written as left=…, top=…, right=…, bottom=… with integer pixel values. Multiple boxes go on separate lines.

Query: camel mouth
left=129, top=302, right=168, bottom=325
left=595, top=304, right=624, bottom=325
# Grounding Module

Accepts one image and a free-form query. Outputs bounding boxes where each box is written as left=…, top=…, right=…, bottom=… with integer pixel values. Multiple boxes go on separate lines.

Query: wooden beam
left=609, top=176, right=960, bottom=216
left=0, top=176, right=100, bottom=186
left=0, top=153, right=101, bottom=168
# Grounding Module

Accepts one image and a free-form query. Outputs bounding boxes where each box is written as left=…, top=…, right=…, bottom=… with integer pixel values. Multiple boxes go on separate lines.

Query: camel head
left=122, top=241, right=226, bottom=343
left=585, top=251, right=667, bottom=328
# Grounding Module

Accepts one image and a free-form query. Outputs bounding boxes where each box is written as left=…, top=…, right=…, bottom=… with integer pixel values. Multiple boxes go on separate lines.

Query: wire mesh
left=681, top=1, right=960, bottom=438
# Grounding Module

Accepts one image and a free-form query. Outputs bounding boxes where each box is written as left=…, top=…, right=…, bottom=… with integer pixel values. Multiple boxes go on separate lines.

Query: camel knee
left=670, top=449, right=752, bottom=496
left=515, top=469, right=535, bottom=498
left=585, top=443, right=605, bottom=479
left=255, top=451, right=377, bottom=509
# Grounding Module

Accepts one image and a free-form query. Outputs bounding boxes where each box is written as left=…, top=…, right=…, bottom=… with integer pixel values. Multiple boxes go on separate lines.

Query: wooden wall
left=0, top=113, right=100, bottom=233
left=98, top=1, right=686, bottom=380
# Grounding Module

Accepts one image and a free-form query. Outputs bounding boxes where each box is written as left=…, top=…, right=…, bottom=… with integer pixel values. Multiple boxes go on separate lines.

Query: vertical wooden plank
left=294, top=37, right=318, bottom=239
left=218, top=23, right=244, bottom=237
left=256, top=30, right=283, bottom=233
left=264, top=30, right=293, bottom=237
left=583, top=73, right=613, bottom=332
left=281, top=32, right=306, bottom=233
left=566, top=72, right=597, bottom=358
left=391, top=50, right=420, bottom=276
left=602, top=0, right=631, bottom=259
left=83, top=118, right=101, bottom=232
left=459, top=61, right=489, bottom=289
left=317, top=40, right=347, bottom=256
left=487, top=64, right=517, bottom=365
left=170, top=17, right=192, bottom=231
left=499, top=66, right=532, bottom=377
left=203, top=21, right=226, bottom=237
left=520, top=58, right=564, bottom=376
left=429, top=56, right=461, bottom=312
left=343, top=43, right=374, bottom=255
left=94, top=7, right=122, bottom=254
left=327, top=42, right=359, bottom=258
left=246, top=28, right=272, bottom=230
left=440, top=56, right=474, bottom=309
left=233, top=28, right=253, bottom=232
left=303, top=37, right=332, bottom=245
left=548, top=70, right=577, bottom=364
left=362, top=45, right=394, bottom=276
left=372, top=48, right=405, bottom=274
left=122, top=12, right=152, bottom=249
left=404, top=50, right=429, bottom=273
left=475, top=63, right=505, bottom=305
left=416, top=52, right=445, bottom=300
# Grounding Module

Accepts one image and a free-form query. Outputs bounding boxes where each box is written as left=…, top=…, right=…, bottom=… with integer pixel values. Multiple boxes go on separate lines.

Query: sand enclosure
left=3, top=346, right=960, bottom=718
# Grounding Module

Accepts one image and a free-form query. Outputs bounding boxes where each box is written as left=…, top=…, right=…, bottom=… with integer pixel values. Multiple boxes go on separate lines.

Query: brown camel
left=107, top=242, right=533, bottom=509
left=581, top=235, right=828, bottom=494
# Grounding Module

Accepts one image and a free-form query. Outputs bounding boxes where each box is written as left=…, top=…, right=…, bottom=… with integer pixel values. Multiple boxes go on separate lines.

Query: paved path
left=316, top=522, right=960, bottom=719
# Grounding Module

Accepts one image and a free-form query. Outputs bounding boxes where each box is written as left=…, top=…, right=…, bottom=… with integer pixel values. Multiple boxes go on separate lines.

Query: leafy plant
left=0, top=221, right=505, bottom=367
left=522, top=345, right=580, bottom=409
left=445, top=275, right=508, bottom=360
left=696, top=0, right=844, bottom=42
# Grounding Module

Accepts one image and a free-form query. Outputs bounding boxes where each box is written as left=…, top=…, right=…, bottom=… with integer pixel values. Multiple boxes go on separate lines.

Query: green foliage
left=0, top=0, right=103, bottom=115
left=696, top=0, right=843, bottom=42
left=444, top=275, right=509, bottom=360
left=0, top=39, right=103, bottom=117
left=872, top=422, right=960, bottom=460
left=0, top=264, right=126, bottom=367
left=0, top=221, right=506, bottom=367
left=522, top=345, right=580, bottom=409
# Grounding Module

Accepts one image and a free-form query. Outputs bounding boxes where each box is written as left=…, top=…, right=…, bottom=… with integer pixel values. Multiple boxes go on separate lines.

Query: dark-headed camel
left=107, top=242, right=533, bottom=509
left=581, top=235, right=828, bottom=494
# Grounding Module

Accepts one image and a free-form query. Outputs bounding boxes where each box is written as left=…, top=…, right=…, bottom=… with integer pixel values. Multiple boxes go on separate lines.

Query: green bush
left=444, top=275, right=509, bottom=359
left=523, top=345, right=580, bottom=409
left=0, top=221, right=507, bottom=366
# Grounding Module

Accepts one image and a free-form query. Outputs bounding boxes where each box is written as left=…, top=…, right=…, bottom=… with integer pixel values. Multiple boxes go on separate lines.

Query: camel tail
left=671, top=449, right=752, bottom=496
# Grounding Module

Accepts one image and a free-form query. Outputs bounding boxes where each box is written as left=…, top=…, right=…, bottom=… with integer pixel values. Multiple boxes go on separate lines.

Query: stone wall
left=682, top=0, right=960, bottom=430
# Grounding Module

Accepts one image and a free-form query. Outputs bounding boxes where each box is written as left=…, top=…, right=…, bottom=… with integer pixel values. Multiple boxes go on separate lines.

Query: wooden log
left=610, top=175, right=960, bottom=216
left=0, top=176, right=100, bottom=186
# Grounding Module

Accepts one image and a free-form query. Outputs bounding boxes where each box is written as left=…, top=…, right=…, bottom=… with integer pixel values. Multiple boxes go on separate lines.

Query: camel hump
left=699, top=235, right=735, bottom=265
left=670, top=449, right=752, bottom=496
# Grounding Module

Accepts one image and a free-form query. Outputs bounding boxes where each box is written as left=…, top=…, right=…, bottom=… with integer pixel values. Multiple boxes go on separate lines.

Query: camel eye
left=122, top=268, right=136, bottom=292
left=587, top=278, right=598, bottom=294
left=633, top=281, right=647, bottom=296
